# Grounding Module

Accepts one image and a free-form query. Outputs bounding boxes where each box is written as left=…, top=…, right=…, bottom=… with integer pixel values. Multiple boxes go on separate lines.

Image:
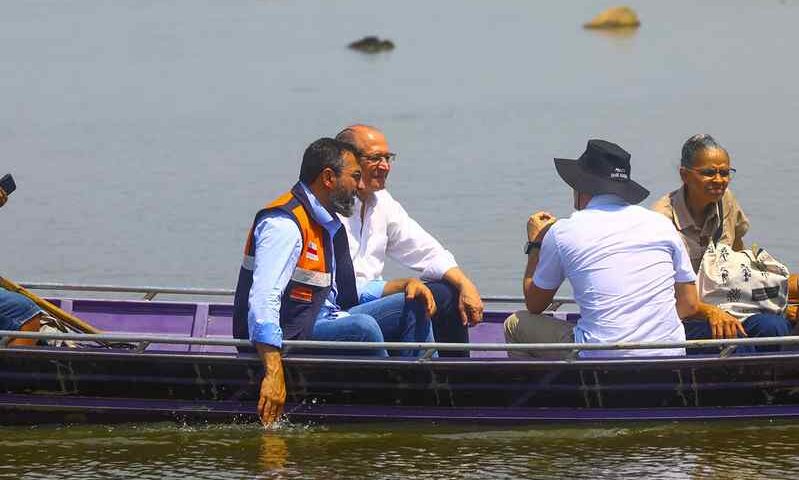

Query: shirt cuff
left=532, top=273, right=562, bottom=291
left=675, top=270, right=697, bottom=284
left=420, top=253, right=458, bottom=281
left=249, top=318, right=283, bottom=349
left=359, top=280, right=387, bottom=304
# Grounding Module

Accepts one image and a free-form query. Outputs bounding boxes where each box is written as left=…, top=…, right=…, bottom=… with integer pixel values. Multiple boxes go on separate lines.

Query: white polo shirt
left=534, top=194, right=696, bottom=357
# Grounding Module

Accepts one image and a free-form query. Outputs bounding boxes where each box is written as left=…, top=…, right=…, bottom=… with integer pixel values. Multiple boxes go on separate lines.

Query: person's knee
left=346, top=314, right=384, bottom=342
left=504, top=313, right=521, bottom=343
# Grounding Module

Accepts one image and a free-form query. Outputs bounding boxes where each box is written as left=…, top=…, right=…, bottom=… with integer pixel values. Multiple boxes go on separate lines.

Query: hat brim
left=554, top=158, right=649, bottom=205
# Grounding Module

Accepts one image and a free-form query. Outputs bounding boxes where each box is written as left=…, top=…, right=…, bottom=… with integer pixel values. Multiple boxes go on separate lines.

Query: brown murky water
left=1, top=420, right=799, bottom=479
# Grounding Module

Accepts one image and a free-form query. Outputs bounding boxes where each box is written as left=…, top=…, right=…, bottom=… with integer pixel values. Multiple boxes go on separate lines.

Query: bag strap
left=712, top=200, right=724, bottom=245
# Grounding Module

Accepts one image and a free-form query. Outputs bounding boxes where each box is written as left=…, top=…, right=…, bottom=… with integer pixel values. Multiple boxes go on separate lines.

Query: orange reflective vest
left=232, top=182, right=357, bottom=347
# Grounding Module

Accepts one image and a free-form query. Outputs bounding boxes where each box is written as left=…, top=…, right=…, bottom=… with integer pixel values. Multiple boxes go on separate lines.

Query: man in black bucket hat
left=504, top=140, right=702, bottom=358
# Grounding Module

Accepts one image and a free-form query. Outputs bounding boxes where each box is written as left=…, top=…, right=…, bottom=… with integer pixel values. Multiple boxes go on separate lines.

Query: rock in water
left=583, top=6, right=640, bottom=29
left=348, top=36, right=395, bottom=53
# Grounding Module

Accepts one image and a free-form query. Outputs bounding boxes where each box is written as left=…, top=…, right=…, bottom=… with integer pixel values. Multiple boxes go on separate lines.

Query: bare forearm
left=255, top=342, right=286, bottom=425
left=522, top=250, right=540, bottom=297
left=523, top=252, right=556, bottom=313
left=256, top=342, right=283, bottom=373
left=674, top=282, right=699, bottom=319
left=381, top=278, right=413, bottom=296
left=443, top=266, right=484, bottom=326
left=442, top=267, right=476, bottom=293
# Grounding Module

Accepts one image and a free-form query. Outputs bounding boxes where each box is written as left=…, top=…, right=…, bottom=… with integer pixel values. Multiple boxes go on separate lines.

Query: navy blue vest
left=232, top=183, right=358, bottom=350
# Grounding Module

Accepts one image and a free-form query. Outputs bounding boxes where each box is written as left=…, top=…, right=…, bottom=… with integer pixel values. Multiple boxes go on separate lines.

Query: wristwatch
left=524, top=240, right=542, bottom=254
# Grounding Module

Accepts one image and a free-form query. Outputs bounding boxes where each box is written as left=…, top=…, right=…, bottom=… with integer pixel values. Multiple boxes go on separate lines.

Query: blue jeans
left=348, top=292, right=434, bottom=357
left=311, top=293, right=433, bottom=357
left=0, top=287, right=41, bottom=331
left=684, top=313, right=792, bottom=354
left=311, top=313, right=387, bottom=357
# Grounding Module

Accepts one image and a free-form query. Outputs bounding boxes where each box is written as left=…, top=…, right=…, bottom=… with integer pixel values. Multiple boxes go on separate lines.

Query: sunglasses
left=685, top=167, right=736, bottom=179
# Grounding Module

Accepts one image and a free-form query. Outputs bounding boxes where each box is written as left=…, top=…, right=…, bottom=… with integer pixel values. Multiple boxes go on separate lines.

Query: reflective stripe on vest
left=240, top=192, right=329, bottom=280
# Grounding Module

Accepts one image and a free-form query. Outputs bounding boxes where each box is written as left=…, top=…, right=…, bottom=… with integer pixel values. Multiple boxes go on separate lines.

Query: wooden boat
left=2, top=283, right=799, bottom=424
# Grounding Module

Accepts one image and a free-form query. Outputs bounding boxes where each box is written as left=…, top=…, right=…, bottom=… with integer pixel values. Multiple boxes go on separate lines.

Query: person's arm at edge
left=256, top=343, right=286, bottom=427
left=442, top=267, right=483, bottom=326
left=249, top=214, right=301, bottom=426
left=523, top=211, right=559, bottom=314
left=523, top=246, right=557, bottom=314
left=674, top=282, right=699, bottom=319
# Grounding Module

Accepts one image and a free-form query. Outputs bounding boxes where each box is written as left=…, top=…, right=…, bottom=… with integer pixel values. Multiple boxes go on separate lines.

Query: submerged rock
left=583, top=6, right=641, bottom=30
left=348, top=36, right=395, bottom=53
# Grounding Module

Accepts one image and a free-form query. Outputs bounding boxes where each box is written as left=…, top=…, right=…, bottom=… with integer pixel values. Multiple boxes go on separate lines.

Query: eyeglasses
left=361, top=152, right=397, bottom=165
left=686, top=167, right=736, bottom=179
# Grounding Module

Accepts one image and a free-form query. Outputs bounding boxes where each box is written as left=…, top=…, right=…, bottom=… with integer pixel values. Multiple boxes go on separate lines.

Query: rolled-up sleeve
left=248, top=212, right=302, bottom=349
left=359, top=280, right=388, bottom=304
left=385, top=199, right=458, bottom=281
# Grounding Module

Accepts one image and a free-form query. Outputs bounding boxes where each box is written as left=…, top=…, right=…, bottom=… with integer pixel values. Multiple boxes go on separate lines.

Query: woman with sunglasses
left=652, top=134, right=745, bottom=273
left=652, top=134, right=791, bottom=348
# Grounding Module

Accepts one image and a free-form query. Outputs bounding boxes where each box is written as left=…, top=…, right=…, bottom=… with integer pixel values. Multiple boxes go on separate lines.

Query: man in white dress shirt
left=505, top=139, right=701, bottom=358
left=335, top=125, right=484, bottom=356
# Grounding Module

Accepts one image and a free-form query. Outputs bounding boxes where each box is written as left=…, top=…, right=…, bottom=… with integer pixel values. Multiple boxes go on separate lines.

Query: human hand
left=706, top=306, right=747, bottom=339
left=527, top=211, right=557, bottom=242
left=257, top=347, right=286, bottom=427
left=0, top=188, right=6, bottom=208
left=458, top=281, right=484, bottom=326
left=405, top=279, right=437, bottom=318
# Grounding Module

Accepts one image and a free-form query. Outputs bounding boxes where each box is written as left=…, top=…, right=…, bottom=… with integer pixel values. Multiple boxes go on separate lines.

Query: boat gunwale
left=3, top=329, right=799, bottom=355
left=4, top=332, right=799, bottom=369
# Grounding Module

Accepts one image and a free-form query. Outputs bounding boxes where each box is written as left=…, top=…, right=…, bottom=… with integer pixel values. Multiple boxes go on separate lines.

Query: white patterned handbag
left=697, top=242, right=790, bottom=319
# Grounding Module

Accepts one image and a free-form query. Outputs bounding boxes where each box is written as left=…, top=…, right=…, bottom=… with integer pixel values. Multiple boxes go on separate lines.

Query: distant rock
left=348, top=36, right=395, bottom=53
left=583, top=6, right=641, bottom=30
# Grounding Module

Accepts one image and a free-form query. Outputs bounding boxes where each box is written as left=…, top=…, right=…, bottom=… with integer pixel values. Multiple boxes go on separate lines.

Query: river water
left=3, top=0, right=799, bottom=477
left=2, top=420, right=799, bottom=479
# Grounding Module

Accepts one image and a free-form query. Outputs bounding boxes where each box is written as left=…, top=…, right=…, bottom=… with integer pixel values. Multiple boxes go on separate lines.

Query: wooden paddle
left=0, top=276, right=102, bottom=334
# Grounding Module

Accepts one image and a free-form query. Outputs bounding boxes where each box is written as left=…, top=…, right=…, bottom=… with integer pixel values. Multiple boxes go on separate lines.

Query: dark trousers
left=684, top=312, right=791, bottom=354
left=426, top=281, right=470, bottom=357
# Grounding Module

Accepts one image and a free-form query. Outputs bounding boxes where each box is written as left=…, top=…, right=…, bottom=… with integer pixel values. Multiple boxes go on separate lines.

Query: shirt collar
left=586, top=194, right=628, bottom=208
left=670, top=185, right=719, bottom=233
left=358, top=190, right=378, bottom=208
left=299, top=182, right=342, bottom=236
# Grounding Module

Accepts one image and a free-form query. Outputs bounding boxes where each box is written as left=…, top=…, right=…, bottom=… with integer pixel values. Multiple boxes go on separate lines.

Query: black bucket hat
left=554, top=139, right=649, bottom=204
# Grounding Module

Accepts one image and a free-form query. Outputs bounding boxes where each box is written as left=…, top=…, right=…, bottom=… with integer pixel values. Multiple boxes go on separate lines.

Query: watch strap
left=525, top=240, right=543, bottom=254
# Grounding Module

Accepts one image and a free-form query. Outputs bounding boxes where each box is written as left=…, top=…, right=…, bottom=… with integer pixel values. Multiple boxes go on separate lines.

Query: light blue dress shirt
left=247, top=183, right=343, bottom=348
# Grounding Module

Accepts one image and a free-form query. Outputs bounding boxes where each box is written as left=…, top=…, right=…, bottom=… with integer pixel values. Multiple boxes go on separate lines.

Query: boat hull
left=3, top=343, right=799, bottom=423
